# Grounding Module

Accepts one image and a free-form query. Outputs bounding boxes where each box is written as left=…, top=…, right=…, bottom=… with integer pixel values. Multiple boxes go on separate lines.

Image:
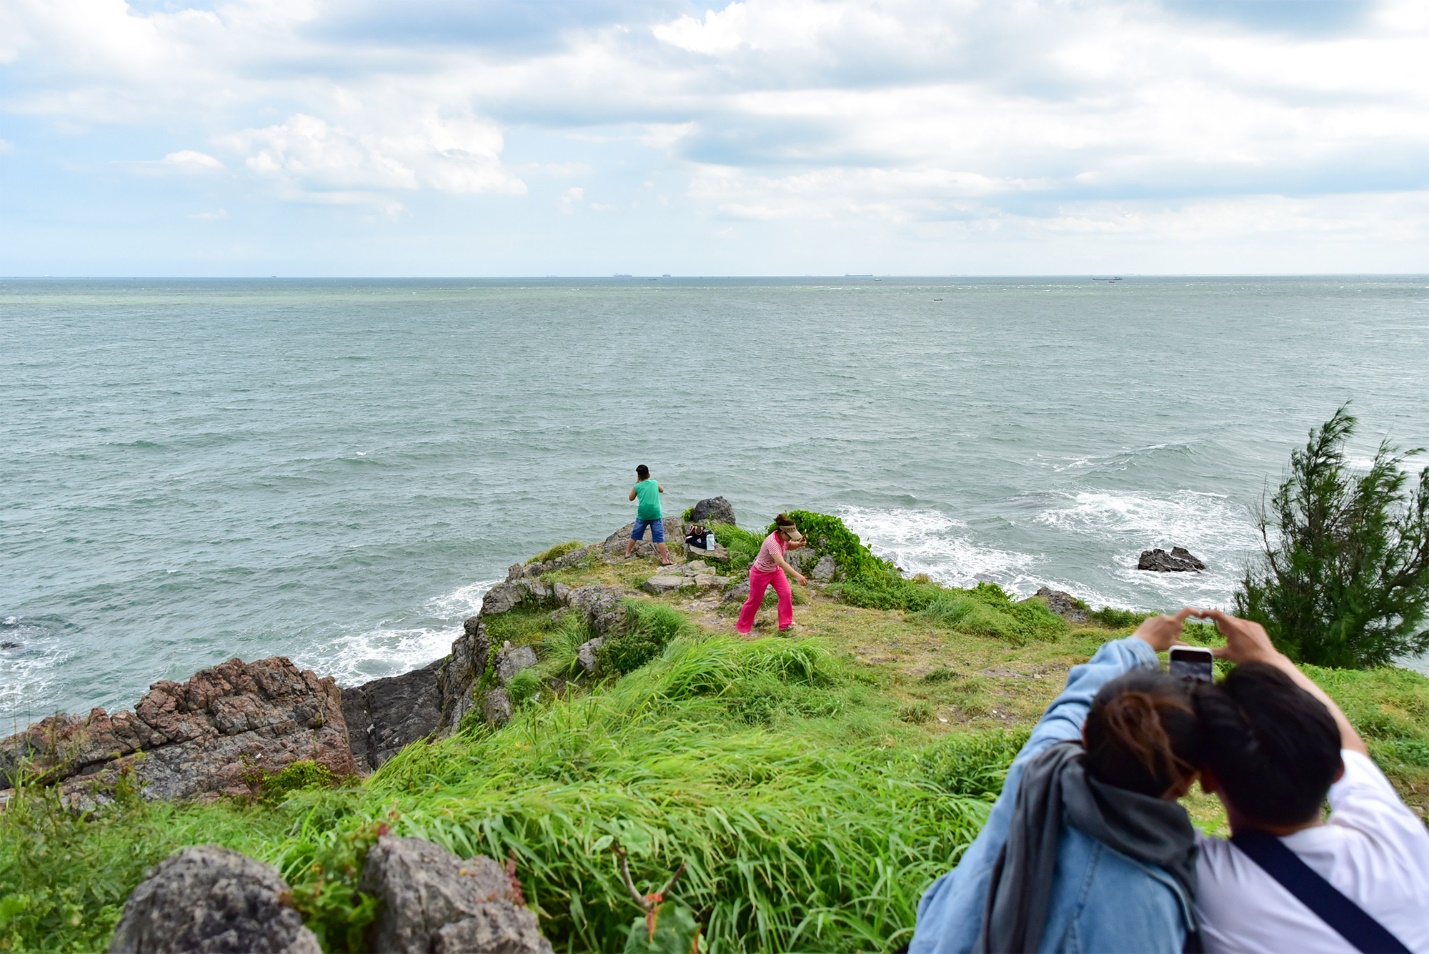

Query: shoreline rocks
left=0, top=656, right=357, bottom=804
left=689, top=496, right=737, bottom=526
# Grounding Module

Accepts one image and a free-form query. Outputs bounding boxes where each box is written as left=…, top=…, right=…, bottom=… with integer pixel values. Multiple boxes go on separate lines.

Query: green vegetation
left=3, top=508, right=1427, bottom=953
left=1236, top=406, right=1429, bottom=668
left=532, top=540, right=586, bottom=564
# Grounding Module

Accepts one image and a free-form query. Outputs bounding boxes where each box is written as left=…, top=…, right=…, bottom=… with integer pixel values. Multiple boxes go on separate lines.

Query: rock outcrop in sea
left=1136, top=547, right=1207, bottom=572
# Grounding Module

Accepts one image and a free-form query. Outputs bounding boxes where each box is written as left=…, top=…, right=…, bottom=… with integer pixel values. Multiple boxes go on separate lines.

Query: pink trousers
left=736, top=566, right=793, bottom=633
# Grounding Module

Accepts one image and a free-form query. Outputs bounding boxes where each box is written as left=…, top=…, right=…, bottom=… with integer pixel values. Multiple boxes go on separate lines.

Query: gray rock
left=1137, top=547, right=1206, bottom=572
left=1025, top=586, right=1089, bottom=623
left=495, top=643, right=538, bottom=685
left=0, top=657, right=356, bottom=802
left=483, top=688, right=512, bottom=727
left=603, top=518, right=686, bottom=557
left=811, top=555, right=837, bottom=582
left=515, top=578, right=554, bottom=604
left=685, top=543, right=730, bottom=562
left=109, top=844, right=320, bottom=954
left=552, top=582, right=572, bottom=605
left=438, top=617, right=491, bottom=731
left=722, top=581, right=751, bottom=605
left=433, top=905, right=551, bottom=954
left=359, top=836, right=551, bottom=954
left=689, top=496, right=737, bottom=526
left=576, top=637, right=606, bottom=674
left=479, top=581, right=523, bottom=618
left=787, top=549, right=818, bottom=570
left=685, top=560, right=710, bottom=574
left=693, top=574, right=730, bottom=590
left=341, top=659, right=443, bottom=772
left=642, top=575, right=690, bottom=596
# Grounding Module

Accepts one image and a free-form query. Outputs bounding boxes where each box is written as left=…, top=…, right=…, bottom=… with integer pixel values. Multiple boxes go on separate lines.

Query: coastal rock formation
left=1025, top=587, right=1089, bottom=623
left=495, top=643, right=538, bottom=685
left=0, top=656, right=356, bottom=803
left=722, top=581, right=751, bottom=606
left=642, top=575, right=690, bottom=595
left=439, top=616, right=491, bottom=730
left=1137, top=547, right=1206, bottom=572
left=604, top=518, right=685, bottom=558
left=359, top=836, right=553, bottom=954
left=690, top=496, right=737, bottom=526
left=341, top=660, right=443, bottom=772
left=483, top=688, right=512, bottom=727
left=812, top=555, right=837, bottom=582
left=108, top=845, right=320, bottom=954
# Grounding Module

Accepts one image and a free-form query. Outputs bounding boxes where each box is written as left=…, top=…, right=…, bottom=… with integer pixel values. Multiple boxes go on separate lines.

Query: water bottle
left=706, top=532, right=716, bottom=550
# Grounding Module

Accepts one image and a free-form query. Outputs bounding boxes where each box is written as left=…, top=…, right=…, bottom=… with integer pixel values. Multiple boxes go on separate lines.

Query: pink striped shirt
left=752, top=531, right=787, bottom=573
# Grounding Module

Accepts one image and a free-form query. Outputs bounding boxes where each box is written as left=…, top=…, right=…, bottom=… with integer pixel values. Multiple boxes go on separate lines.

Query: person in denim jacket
left=911, top=610, right=1202, bottom=954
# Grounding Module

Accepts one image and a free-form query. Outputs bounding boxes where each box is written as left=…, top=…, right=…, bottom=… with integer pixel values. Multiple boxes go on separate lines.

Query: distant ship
left=613, top=273, right=632, bottom=278
left=1092, top=276, right=1123, bottom=282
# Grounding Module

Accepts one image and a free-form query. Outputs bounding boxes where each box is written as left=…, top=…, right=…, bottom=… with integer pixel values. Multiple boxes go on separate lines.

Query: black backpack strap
left=1230, top=830, right=1410, bottom=954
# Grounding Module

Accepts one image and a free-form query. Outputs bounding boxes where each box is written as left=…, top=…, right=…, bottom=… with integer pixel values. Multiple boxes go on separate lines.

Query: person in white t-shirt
left=1189, top=608, right=1429, bottom=953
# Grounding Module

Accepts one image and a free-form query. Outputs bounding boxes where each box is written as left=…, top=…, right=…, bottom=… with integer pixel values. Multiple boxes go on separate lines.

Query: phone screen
left=1169, top=650, right=1214, bottom=683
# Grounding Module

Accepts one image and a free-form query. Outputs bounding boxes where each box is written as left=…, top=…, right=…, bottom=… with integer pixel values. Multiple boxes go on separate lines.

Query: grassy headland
left=3, top=514, right=1426, bottom=953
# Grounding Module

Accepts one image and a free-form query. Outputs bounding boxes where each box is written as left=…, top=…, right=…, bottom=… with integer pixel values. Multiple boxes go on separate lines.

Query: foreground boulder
left=359, top=835, right=553, bottom=954
left=109, top=845, right=319, bottom=954
left=341, top=659, right=443, bottom=772
left=1137, top=547, right=1206, bottom=572
left=0, top=657, right=357, bottom=802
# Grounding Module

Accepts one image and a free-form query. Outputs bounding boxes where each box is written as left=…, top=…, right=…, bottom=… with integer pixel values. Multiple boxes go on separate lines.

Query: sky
left=1, top=0, right=1427, bottom=276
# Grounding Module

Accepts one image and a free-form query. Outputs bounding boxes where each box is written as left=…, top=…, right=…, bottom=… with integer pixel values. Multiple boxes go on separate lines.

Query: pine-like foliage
left=1235, top=406, right=1429, bottom=668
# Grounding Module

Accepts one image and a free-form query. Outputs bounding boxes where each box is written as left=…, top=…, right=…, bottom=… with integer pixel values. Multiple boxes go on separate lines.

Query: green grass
left=532, top=540, right=585, bottom=564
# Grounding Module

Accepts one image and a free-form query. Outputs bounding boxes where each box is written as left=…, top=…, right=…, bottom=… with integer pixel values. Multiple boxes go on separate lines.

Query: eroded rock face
left=495, top=644, right=538, bottom=685
left=359, top=835, right=553, bottom=954
left=483, top=688, right=512, bottom=728
left=642, top=575, right=689, bottom=596
left=0, top=657, right=356, bottom=802
left=1137, top=547, right=1206, bottom=572
left=690, top=496, right=737, bottom=526
left=108, top=845, right=320, bottom=954
left=812, top=556, right=837, bottom=582
left=341, top=659, right=443, bottom=772
left=439, top=616, right=491, bottom=731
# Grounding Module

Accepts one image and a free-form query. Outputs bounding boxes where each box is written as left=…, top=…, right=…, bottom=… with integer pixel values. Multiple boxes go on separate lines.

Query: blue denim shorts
left=631, top=517, right=665, bottom=543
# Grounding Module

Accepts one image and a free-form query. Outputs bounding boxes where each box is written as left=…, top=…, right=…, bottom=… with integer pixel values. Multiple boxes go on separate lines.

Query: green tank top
left=634, top=479, right=662, bottom=520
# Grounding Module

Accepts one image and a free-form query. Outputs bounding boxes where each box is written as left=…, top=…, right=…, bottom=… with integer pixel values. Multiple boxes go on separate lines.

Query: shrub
left=1087, top=606, right=1150, bottom=629
left=261, top=760, right=339, bottom=803
left=601, top=601, right=696, bottom=675
left=1234, top=406, right=1429, bottom=668
left=507, top=668, right=543, bottom=706
left=706, top=521, right=763, bottom=574
left=533, top=540, right=584, bottom=564
left=913, top=584, right=1067, bottom=644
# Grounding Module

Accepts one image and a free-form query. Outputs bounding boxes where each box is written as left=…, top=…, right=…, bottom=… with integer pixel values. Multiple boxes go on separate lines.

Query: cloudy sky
left=2, top=0, right=1427, bottom=275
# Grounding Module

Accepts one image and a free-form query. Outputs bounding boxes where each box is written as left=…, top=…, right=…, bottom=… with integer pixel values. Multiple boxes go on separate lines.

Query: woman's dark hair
left=1192, top=662, right=1341, bottom=827
left=636, top=464, right=650, bottom=480
left=1083, top=671, right=1201, bottom=798
left=774, top=513, right=796, bottom=528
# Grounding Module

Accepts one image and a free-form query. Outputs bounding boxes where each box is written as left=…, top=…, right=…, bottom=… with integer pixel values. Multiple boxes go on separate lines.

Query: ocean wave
left=306, top=578, right=499, bottom=688
left=0, top=616, right=78, bottom=727
left=1034, top=490, right=1258, bottom=552
left=839, top=506, right=1041, bottom=590
left=1036, top=441, right=1204, bottom=475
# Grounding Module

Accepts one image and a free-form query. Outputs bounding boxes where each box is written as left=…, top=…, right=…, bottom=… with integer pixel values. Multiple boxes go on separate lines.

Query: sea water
left=4, top=276, right=1428, bottom=727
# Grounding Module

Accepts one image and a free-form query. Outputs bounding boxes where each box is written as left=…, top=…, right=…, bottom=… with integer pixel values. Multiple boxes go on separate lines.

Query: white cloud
left=162, top=149, right=224, bottom=171
left=225, top=108, right=525, bottom=198
left=558, top=186, right=584, bottom=213
left=189, top=207, right=229, bottom=219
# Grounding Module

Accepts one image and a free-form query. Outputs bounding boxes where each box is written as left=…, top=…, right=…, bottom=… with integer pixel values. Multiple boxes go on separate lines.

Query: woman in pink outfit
left=736, top=514, right=810, bottom=635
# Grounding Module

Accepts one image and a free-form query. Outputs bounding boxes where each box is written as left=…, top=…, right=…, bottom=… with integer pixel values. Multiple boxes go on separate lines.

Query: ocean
left=4, top=276, right=1428, bottom=728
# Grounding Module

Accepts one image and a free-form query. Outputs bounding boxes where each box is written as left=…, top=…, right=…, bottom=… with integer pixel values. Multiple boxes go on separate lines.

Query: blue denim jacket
left=911, top=637, right=1196, bottom=954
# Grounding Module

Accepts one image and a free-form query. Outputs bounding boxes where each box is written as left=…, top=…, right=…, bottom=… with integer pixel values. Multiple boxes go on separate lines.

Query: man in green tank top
left=625, top=464, right=672, bottom=565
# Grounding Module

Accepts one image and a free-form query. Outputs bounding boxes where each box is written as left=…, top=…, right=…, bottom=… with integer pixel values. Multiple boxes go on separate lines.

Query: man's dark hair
left=1193, top=663, right=1342, bottom=827
left=636, top=464, right=650, bottom=480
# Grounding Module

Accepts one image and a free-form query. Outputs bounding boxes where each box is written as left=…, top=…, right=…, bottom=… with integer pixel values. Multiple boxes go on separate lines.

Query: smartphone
left=1168, top=645, right=1215, bottom=683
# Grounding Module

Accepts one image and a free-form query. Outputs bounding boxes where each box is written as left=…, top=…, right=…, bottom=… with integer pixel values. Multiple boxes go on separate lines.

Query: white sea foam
left=311, top=577, right=499, bottom=687
left=839, top=506, right=1041, bottom=591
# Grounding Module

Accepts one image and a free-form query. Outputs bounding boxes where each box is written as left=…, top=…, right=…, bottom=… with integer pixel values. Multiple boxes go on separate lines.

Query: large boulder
left=359, top=836, right=552, bottom=954
left=108, top=845, right=319, bottom=954
left=341, top=659, right=443, bottom=772
left=0, top=657, right=357, bottom=803
left=1137, top=547, right=1206, bottom=572
left=641, top=575, right=690, bottom=596
left=603, top=518, right=685, bottom=558
left=811, top=555, right=837, bottom=582
left=689, top=496, right=737, bottom=526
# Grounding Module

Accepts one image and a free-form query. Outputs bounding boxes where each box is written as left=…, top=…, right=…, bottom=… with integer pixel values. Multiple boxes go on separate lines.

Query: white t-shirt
left=1196, top=750, right=1429, bottom=953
